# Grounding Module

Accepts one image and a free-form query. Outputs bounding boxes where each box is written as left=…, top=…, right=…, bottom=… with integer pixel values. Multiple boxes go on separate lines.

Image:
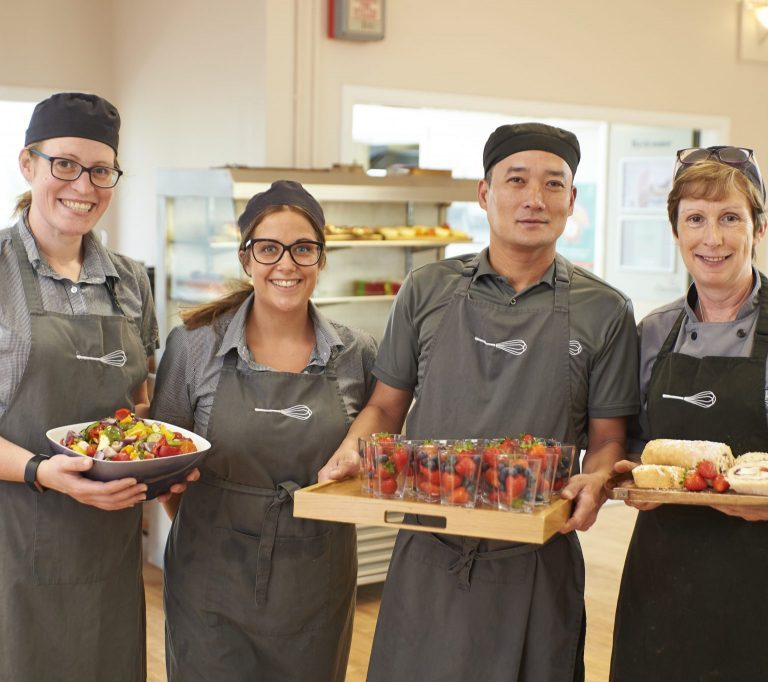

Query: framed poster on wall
left=328, top=0, right=385, bottom=41
left=620, top=157, right=674, bottom=211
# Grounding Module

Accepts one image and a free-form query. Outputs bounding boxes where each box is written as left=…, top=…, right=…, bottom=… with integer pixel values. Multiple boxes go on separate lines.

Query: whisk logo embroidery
left=661, top=391, right=717, bottom=409
left=75, top=349, right=127, bottom=367
left=473, top=336, right=527, bottom=356
left=569, top=340, right=583, bottom=356
left=253, top=404, right=313, bottom=421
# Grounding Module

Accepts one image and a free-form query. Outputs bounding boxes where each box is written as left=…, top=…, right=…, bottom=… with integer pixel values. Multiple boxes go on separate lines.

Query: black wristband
left=24, top=454, right=47, bottom=493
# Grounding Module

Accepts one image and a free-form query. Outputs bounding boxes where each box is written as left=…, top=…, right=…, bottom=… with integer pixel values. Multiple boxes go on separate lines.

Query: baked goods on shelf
left=323, top=224, right=471, bottom=242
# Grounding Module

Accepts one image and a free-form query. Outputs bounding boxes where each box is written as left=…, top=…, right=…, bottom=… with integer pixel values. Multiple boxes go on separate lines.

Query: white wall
left=3, top=0, right=768, bottom=265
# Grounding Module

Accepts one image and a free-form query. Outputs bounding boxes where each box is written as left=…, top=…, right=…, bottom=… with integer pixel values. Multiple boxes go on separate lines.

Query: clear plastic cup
left=552, top=444, right=577, bottom=496
left=412, top=440, right=446, bottom=503
left=359, top=436, right=374, bottom=495
left=363, top=433, right=410, bottom=499
left=438, top=439, right=483, bottom=508
left=495, top=453, right=541, bottom=513
left=478, top=439, right=507, bottom=507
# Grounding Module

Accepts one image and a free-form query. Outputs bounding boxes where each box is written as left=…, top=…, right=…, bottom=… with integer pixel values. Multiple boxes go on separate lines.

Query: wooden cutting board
left=609, top=483, right=768, bottom=507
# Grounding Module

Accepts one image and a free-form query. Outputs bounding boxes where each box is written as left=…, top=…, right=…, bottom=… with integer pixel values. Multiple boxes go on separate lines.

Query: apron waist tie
left=447, top=539, right=479, bottom=591
left=254, top=480, right=301, bottom=606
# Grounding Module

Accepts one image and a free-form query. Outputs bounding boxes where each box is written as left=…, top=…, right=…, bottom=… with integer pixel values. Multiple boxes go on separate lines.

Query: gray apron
left=0, top=226, right=148, bottom=682
left=164, top=346, right=357, bottom=682
left=611, top=279, right=768, bottom=682
left=368, top=253, right=586, bottom=682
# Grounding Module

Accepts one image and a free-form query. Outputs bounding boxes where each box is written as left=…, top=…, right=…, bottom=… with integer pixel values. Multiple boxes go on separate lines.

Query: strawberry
left=506, top=474, right=527, bottom=498
left=684, top=470, right=708, bottom=492
left=712, top=473, right=730, bottom=493
left=454, top=456, right=476, bottom=479
left=695, top=460, right=718, bottom=481
left=392, top=446, right=409, bottom=473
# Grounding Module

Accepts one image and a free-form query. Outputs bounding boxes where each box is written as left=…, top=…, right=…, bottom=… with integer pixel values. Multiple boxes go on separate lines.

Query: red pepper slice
left=115, top=408, right=131, bottom=421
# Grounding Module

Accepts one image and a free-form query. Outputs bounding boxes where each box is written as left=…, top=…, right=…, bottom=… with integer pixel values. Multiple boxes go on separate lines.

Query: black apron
left=611, top=280, right=768, bottom=682
left=164, top=345, right=357, bottom=681
left=368, top=254, right=586, bottom=682
left=0, top=226, right=148, bottom=682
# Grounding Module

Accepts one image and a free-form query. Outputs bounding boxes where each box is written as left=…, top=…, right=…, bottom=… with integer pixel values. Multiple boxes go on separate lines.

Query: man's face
left=478, top=149, right=576, bottom=254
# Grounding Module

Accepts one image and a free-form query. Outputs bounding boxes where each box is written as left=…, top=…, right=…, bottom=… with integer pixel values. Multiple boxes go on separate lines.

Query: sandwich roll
left=734, top=452, right=768, bottom=466
left=640, top=439, right=734, bottom=471
left=726, top=461, right=768, bottom=497
left=632, top=464, right=686, bottom=490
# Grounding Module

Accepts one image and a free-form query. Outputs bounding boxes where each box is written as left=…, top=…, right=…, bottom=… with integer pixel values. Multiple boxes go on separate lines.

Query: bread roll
left=641, top=439, right=734, bottom=471
left=726, top=461, right=768, bottom=496
left=632, top=464, right=686, bottom=490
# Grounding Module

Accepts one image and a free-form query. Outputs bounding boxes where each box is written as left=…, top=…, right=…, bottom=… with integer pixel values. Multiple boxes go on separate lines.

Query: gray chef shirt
left=150, top=294, right=378, bottom=436
left=631, top=266, right=766, bottom=453
left=374, top=248, right=640, bottom=448
left=0, top=215, right=159, bottom=419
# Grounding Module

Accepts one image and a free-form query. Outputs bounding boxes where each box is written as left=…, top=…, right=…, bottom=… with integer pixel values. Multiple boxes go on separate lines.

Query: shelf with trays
left=157, top=166, right=478, bottom=345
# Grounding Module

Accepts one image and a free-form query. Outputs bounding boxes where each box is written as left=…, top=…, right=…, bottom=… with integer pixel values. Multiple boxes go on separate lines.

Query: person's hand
left=154, top=468, right=201, bottom=504
left=318, top=443, right=360, bottom=482
left=612, top=459, right=660, bottom=511
left=716, top=504, right=768, bottom=522
left=559, top=471, right=611, bottom=533
left=36, top=454, right=147, bottom=511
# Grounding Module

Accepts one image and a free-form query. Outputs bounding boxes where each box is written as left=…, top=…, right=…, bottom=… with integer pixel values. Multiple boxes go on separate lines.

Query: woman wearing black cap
left=151, top=180, right=377, bottom=681
left=611, top=149, right=768, bottom=681
left=0, top=93, right=159, bottom=680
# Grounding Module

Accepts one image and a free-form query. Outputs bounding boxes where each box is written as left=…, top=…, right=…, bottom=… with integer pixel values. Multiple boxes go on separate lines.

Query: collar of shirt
left=684, top=265, right=762, bottom=323
left=472, top=247, right=556, bottom=297
left=18, top=211, right=119, bottom=284
left=215, top=294, right=345, bottom=371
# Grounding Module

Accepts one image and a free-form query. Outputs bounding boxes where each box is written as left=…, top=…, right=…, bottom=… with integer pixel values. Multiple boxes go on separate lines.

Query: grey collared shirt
left=150, top=294, right=378, bottom=436
left=0, top=215, right=158, bottom=419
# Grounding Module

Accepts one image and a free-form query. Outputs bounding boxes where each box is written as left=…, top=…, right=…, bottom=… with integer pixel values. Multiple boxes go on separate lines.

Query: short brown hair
left=668, top=160, right=766, bottom=238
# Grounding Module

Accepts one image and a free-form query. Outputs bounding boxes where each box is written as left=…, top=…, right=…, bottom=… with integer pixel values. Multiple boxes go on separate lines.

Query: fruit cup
left=413, top=440, right=447, bottom=503
left=552, top=444, right=577, bottom=496
left=438, top=439, right=483, bottom=508
left=494, top=453, right=541, bottom=513
left=516, top=436, right=559, bottom=505
left=362, top=433, right=410, bottom=499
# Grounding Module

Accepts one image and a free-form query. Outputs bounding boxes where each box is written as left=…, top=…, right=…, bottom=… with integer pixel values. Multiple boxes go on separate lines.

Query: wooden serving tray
left=610, top=483, right=768, bottom=507
left=293, top=478, right=572, bottom=544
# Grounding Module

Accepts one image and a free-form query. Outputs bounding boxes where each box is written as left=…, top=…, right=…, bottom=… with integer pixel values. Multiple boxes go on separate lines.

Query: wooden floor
left=144, top=503, right=637, bottom=682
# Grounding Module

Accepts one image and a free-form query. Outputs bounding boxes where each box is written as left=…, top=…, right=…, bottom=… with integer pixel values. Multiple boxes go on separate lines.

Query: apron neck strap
left=10, top=224, right=44, bottom=315
left=660, top=310, right=687, bottom=355
left=553, top=254, right=571, bottom=313
left=750, top=273, right=768, bottom=360
left=456, top=252, right=484, bottom=296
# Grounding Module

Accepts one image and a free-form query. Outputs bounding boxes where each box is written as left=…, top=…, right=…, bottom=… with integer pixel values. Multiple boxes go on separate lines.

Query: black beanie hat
left=238, top=180, right=325, bottom=240
left=483, top=122, right=580, bottom=176
left=25, top=92, right=120, bottom=153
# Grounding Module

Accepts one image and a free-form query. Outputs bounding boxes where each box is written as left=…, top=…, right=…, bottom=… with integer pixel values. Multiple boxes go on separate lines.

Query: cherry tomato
left=157, top=445, right=181, bottom=458
left=112, top=450, right=131, bottom=461
left=114, top=408, right=131, bottom=422
left=85, top=444, right=97, bottom=456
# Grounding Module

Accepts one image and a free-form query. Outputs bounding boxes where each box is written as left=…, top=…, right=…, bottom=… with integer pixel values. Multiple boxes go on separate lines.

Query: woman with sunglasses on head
left=0, top=93, right=162, bottom=681
left=610, top=146, right=768, bottom=681
left=151, top=180, right=377, bottom=681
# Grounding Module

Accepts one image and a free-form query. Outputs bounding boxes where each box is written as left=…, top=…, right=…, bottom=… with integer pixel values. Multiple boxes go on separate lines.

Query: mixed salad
left=60, top=408, right=197, bottom=462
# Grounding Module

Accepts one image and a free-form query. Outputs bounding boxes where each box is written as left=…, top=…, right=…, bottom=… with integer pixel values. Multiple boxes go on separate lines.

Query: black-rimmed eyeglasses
left=242, top=238, right=324, bottom=266
left=674, top=146, right=765, bottom=200
left=28, top=148, right=123, bottom=188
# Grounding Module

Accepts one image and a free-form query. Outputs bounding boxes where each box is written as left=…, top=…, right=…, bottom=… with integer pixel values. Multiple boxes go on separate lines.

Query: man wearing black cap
left=323, top=122, right=639, bottom=680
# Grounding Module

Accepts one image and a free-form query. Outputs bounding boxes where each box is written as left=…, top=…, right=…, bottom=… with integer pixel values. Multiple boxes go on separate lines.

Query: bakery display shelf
left=325, top=238, right=472, bottom=249
left=609, top=484, right=768, bottom=507
left=294, top=478, right=572, bottom=544
left=313, top=295, right=396, bottom=305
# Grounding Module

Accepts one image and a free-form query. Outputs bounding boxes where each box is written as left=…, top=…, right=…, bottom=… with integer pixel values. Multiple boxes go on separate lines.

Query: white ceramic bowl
left=46, top=419, right=211, bottom=499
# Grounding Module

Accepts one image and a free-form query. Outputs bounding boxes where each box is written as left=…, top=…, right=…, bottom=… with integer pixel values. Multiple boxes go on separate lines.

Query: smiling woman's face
left=20, top=136, right=116, bottom=240
left=675, top=186, right=765, bottom=294
left=240, top=208, right=320, bottom=315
